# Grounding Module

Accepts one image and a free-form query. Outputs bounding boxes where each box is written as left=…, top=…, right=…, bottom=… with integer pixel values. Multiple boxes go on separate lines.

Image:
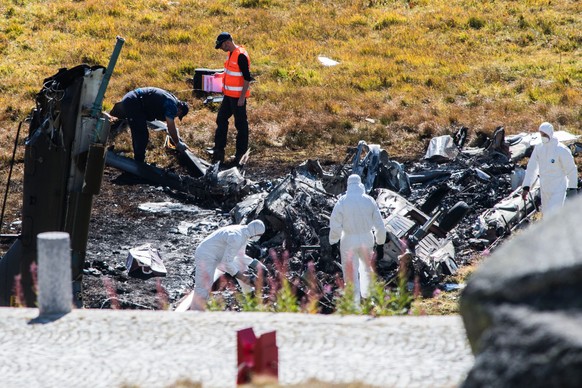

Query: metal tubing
left=91, top=36, right=125, bottom=119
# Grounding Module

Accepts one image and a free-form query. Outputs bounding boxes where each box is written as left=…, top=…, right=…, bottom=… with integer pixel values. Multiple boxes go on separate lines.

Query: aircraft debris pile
left=239, top=126, right=580, bottom=298
left=98, top=120, right=582, bottom=306
left=13, top=61, right=580, bottom=311
left=105, top=150, right=267, bottom=209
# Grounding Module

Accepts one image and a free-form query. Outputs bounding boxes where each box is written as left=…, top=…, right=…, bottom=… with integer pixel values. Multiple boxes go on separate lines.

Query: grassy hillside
left=0, top=0, right=580, bottom=162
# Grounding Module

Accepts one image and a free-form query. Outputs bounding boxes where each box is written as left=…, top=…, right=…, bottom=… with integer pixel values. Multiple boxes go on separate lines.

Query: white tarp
left=424, top=135, right=459, bottom=162
left=318, top=56, right=339, bottom=66
left=126, top=243, right=167, bottom=277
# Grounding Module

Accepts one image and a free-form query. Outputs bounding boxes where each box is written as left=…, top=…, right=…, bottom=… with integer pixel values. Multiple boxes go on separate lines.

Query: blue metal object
left=91, top=36, right=125, bottom=119
left=91, top=36, right=124, bottom=143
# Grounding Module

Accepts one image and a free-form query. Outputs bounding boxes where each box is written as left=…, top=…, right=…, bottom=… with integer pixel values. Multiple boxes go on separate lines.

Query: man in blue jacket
left=120, top=87, right=189, bottom=163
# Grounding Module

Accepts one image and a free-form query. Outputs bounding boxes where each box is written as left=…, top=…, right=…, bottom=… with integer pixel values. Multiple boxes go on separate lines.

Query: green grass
left=0, top=0, right=579, bottom=162
left=208, top=253, right=416, bottom=316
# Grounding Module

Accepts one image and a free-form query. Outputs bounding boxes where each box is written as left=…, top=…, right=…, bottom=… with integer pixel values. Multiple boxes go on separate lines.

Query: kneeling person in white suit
left=189, top=220, right=266, bottom=311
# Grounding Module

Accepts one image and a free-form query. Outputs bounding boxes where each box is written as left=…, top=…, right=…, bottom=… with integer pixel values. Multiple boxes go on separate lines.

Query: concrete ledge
left=0, top=308, right=473, bottom=388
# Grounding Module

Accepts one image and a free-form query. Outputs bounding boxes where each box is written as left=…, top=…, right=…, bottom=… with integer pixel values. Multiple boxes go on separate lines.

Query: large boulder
left=460, top=195, right=582, bottom=387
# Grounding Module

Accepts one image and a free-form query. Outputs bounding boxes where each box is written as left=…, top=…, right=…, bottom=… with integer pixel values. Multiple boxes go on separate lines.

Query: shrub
left=467, top=16, right=485, bottom=30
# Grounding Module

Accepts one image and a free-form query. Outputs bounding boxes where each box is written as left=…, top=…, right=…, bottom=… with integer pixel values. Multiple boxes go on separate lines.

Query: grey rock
left=461, top=306, right=582, bottom=388
left=460, top=196, right=582, bottom=385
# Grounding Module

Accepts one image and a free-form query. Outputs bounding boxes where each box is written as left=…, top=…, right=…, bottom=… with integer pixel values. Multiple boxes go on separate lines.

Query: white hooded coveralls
left=192, top=220, right=265, bottom=308
left=523, top=123, right=577, bottom=216
left=328, top=175, right=387, bottom=305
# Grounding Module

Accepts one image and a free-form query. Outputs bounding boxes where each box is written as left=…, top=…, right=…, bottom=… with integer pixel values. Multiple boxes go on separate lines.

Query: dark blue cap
left=215, top=32, right=231, bottom=49
left=177, top=101, right=189, bottom=120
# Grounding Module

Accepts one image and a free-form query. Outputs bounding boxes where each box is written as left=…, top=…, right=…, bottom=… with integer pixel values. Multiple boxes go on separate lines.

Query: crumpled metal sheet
left=351, top=141, right=411, bottom=195
left=257, top=173, right=336, bottom=249
left=424, top=135, right=460, bottom=163
left=473, top=184, right=540, bottom=243
left=375, top=188, right=456, bottom=280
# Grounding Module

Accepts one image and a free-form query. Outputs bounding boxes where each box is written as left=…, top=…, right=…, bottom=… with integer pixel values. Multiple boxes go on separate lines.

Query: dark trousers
left=213, top=96, right=248, bottom=162
left=122, top=91, right=148, bottom=163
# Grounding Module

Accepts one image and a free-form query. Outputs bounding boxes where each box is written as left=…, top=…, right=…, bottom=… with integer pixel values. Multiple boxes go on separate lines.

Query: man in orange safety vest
left=208, top=32, right=253, bottom=168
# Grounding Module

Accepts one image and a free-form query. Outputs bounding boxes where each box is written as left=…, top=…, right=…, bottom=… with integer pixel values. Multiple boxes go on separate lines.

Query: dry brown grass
left=0, top=0, right=579, bottom=165
left=411, top=254, right=484, bottom=315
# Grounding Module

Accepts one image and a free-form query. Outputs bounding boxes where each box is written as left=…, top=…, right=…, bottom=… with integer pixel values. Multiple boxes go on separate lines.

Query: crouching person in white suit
left=329, top=174, right=387, bottom=306
left=189, top=220, right=266, bottom=311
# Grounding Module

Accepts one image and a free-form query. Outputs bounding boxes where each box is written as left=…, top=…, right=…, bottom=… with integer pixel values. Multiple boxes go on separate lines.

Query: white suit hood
left=246, top=220, right=265, bottom=237
left=539, top=122, right=554, bottom=138
left=347, top=174, right=365, bottom=195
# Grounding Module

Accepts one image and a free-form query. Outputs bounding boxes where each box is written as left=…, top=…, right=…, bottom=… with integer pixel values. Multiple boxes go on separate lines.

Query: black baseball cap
left=177, top=101, right=189, bottom=120
left=215, top=32, right=231, bottom=49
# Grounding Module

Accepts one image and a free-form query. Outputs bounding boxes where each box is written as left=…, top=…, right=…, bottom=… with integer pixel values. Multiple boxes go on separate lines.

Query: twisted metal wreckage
left=106, top=124, right=581, bottom=298
left=1, top=49, right=581, bottom=306
left=0, top=38, right=125, bottom=306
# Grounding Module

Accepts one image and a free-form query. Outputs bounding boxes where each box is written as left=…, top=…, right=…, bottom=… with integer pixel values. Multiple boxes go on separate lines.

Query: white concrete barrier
left=37, top=231, right=72, bottom=316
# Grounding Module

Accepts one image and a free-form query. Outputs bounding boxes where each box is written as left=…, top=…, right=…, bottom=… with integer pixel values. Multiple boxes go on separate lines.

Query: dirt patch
left=82, top=158, right=312, bottom=310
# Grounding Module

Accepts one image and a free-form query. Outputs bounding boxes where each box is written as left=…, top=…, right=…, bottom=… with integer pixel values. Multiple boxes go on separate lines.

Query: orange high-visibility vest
left=223, top=46, right=251, bottom=98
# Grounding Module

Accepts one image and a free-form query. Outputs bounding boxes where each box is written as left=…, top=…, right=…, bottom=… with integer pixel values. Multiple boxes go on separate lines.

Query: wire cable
left=0, top=120, right=23, bottom=235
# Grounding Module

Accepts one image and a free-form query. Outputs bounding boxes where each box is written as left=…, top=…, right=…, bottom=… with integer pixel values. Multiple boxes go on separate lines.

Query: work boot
left=210, top=149, right=224, bottom=164
left=220, top=159, right=242, bottom=170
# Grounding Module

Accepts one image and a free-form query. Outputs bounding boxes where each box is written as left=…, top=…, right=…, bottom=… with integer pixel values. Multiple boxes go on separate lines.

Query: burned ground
left=79, top=140, right=527, bottom=312
left=82, top=158, right=337, bottom=311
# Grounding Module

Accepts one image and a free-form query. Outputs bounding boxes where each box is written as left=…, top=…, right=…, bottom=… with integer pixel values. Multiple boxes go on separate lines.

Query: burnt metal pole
left=67, top=37, right=124, bottom=306
left=91, top=36, right=125, bottom=142
left=92, top=37, right=124, bottom=117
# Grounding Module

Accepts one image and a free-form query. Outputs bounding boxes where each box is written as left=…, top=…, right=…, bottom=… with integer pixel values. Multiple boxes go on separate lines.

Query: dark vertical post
left=68, top=37, right=124, bottom=307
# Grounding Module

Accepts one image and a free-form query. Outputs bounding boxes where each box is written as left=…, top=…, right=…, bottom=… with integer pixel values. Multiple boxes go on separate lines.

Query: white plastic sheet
left=317, top=56, right=339, bottom=66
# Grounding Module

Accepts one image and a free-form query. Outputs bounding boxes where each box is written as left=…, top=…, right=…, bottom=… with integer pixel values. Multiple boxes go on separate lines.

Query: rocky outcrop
left=460, top=196, right=582, bottom=387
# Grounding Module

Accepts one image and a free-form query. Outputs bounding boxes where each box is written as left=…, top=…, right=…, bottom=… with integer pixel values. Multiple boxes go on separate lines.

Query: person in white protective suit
left=521, top=122, right=578, bottom=217
left=189, top=220, right=266, bottom=311
left=328, top=174, right=387, bottom=305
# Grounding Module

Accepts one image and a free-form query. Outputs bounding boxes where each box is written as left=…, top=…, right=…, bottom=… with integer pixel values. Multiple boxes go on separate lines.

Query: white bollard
left=37, top=232, right=72, bottom=316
